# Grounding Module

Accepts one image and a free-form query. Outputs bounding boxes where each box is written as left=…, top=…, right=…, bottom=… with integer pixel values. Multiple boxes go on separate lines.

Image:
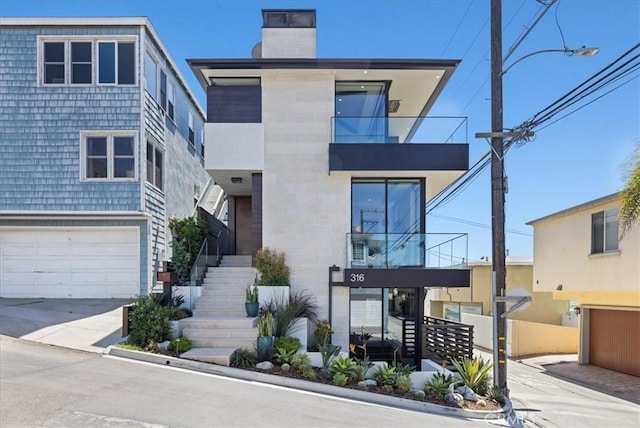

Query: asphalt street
left=1, top=336, right=491, bottom=428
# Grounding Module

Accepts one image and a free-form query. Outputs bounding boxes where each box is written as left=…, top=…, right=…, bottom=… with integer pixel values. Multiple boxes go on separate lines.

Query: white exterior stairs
left=180, top=256, right=257, bottom=366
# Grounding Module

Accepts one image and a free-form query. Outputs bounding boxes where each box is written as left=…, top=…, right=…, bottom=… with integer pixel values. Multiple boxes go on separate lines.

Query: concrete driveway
left=0, top=298, right=132, bottom=353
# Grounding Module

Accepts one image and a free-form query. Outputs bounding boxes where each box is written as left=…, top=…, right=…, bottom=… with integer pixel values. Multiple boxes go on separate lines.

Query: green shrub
left=373, top=365, right=397, bottom=388
left=424, top=372, right=457, bottom=401
left=329, top=355, right=358, bottom=382
left=415, top=390, right=426, bottom=400
left=274, top=336, right=301, bottom=354
left=395, top=374, right=413, bottom=393
left=255, top=247, right=290, bottom=286
left=274, top=336, right=301, bottom=364
left=168, top=216, right=208, bottom=284
left=302, top=366, right=317, bottom=380
left=290, top=353, right=311, bottom=371
left=488, top=385, right=506, bottom=404
left=451, top=356, right=493, bottom=396
left=332, top=372, right=348, bottom=386
left=128, top=296, right=172, bottom=348
left=317, top=341, right=341, bottom=371
left=231, top=348, right=257, bottom=368
left=168, top=336, right=192, bottom=353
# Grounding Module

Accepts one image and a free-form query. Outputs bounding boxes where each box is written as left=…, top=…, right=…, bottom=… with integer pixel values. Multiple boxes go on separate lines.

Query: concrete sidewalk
left=0, top=298, right=131, bottom=353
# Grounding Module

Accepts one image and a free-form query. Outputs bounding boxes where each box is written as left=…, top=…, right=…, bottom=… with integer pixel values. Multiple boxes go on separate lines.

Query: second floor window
left=146, top=142, right=164, bottom=191
left=40, top=37, right=136, bottom=86
left=592, top=208, right=619, bottom=253
left=82, top=132, right=137, bottom=181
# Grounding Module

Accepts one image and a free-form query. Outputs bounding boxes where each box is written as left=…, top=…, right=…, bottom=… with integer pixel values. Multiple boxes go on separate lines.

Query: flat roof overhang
left=188, top=58, right=459, bottom=119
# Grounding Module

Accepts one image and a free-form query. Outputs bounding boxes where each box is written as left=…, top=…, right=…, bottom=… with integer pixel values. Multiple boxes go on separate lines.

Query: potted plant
left=255, top=247, right=291, bottom=306
left=245, top=283, right=259, bottom=317
left=256, top=311, right=274, bottom=360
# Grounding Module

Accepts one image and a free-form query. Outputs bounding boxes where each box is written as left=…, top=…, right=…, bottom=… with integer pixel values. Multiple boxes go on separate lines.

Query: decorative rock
left=281, top=363, right=290, bottom=372
left=445, top=392, right=464, bottom=404
left=357, top=381, right=368, bottom=389
left=364, top=379, right=377, bottom=387
left=256, top=361, right=274, bottom=370
left=456, top=385, right=480, bottom=402
left=445, top=383, right=464, bottom=404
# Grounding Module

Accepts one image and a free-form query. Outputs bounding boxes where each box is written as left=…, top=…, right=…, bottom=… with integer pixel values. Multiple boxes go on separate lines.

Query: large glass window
left=349, top=287, right=418, bottom=365
left=592, top=209, right=619, bottom=253
left=351, top=179, right=423, bottom=267
left=335, top=82, right=388, bottom=143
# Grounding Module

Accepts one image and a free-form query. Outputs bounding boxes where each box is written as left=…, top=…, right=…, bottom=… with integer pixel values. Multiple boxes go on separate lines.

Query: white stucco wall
left=205, top=123, right=264, bottom=171
left=261, top=71, right=351, bottom=327
left=261, top=28, right=316, bottom=58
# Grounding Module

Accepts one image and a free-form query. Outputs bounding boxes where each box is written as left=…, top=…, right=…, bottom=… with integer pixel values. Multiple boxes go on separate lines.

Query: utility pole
left=490, top=0, right=508, bottom=397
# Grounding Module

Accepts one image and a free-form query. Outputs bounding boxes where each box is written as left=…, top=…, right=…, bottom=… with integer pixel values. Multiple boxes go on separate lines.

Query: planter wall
left=290, top=318, right=308, bottom=351
left=257, top=286, right=290, bottom=308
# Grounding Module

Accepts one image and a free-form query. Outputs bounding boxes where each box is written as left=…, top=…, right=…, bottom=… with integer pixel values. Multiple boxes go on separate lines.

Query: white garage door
left=0, top=227, right=139, bottom=298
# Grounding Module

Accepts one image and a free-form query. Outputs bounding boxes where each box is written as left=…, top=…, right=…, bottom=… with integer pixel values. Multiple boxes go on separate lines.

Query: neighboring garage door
left=0, top=228, right=139, bottom=298
left=589, top=308, right=640, bottom=377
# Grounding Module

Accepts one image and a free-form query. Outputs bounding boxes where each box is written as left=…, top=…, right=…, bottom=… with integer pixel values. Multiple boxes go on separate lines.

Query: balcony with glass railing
left=329, top=116, right=469, bottom=173
left=346, top=232, right=468, bottom=269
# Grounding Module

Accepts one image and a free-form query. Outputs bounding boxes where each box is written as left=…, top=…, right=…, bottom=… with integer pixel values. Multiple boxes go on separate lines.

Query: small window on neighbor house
left=200, top=129, right=205, bottom=158
left=160, top=71, right=167, bottom=111
left=167, top=80, right=175, bottom=120
left=44, top=41, right=65, bottom=84
left=98, top=41, right=135, bottom=85
left=146, top=141, right=164, bottom=191
left=83, top=133, right=136, bottom=180
left=71, top=41, right=92, bottom=84
left=188, top=111, right=195, bottom=145
left=144, top=51, right=158, bottom=98
left=591, top=208, right=619, bottom=253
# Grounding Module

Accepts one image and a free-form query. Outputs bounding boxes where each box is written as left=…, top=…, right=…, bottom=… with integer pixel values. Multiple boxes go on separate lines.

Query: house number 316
left=350, top=273, right=365, bottom=282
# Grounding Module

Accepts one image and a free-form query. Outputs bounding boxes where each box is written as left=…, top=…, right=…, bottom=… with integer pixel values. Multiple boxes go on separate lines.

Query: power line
left=427, top=213, right=532, bottom=236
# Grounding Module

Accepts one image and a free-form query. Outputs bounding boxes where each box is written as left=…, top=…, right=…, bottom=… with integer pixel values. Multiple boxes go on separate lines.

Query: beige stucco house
left=527, top=192, right=640, bottom=377
left=428, top=257, right=569, bottom=325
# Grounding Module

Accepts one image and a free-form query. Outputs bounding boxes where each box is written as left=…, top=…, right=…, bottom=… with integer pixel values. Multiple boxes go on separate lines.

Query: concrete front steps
left=180, top=260, right=258, bottom=366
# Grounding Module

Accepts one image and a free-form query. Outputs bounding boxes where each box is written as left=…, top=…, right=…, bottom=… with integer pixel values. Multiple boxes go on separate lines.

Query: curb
left=106, top=346, right=511, bottom=420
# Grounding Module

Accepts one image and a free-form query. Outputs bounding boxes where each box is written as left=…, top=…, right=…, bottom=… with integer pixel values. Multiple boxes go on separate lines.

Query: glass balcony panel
left=332, top=116, right=467, bottom=144
left=347, top=233, right=467, bottom=269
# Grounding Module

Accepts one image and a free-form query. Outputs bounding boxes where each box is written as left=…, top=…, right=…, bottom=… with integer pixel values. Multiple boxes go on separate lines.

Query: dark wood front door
left=235, top=197, right=252, bottom=255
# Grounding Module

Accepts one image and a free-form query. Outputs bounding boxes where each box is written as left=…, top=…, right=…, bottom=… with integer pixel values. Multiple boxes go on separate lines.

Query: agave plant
left=424, top=372, right=457, bottom=401
left=451, top=356, right=493, bottom=396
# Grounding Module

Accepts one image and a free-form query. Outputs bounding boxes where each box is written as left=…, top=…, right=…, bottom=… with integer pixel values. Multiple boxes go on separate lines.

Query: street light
left=479, top=0, right=599, bottom=399
left=502, top=47, right=600, bottom=74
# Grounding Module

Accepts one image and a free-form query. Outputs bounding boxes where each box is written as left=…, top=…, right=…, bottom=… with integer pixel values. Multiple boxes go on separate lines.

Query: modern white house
left=528, top=192, right=640, bottom=377
left=0, top=18, right=214, bottom=299
left=187, top=9, right=471, bottom=365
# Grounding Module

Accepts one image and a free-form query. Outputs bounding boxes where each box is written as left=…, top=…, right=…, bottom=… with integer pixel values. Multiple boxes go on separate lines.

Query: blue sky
left=2, top=0, right=639, bottom=261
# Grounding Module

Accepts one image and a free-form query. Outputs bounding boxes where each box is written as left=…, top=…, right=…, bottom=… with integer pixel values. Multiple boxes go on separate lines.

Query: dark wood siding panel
left=235, top=197, right=252, bottom=255
left=251, top=173, right=263, bottom=260
left=207, top=85, right=261, bottom=123
left=590, top=309, right=640, bottom=377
